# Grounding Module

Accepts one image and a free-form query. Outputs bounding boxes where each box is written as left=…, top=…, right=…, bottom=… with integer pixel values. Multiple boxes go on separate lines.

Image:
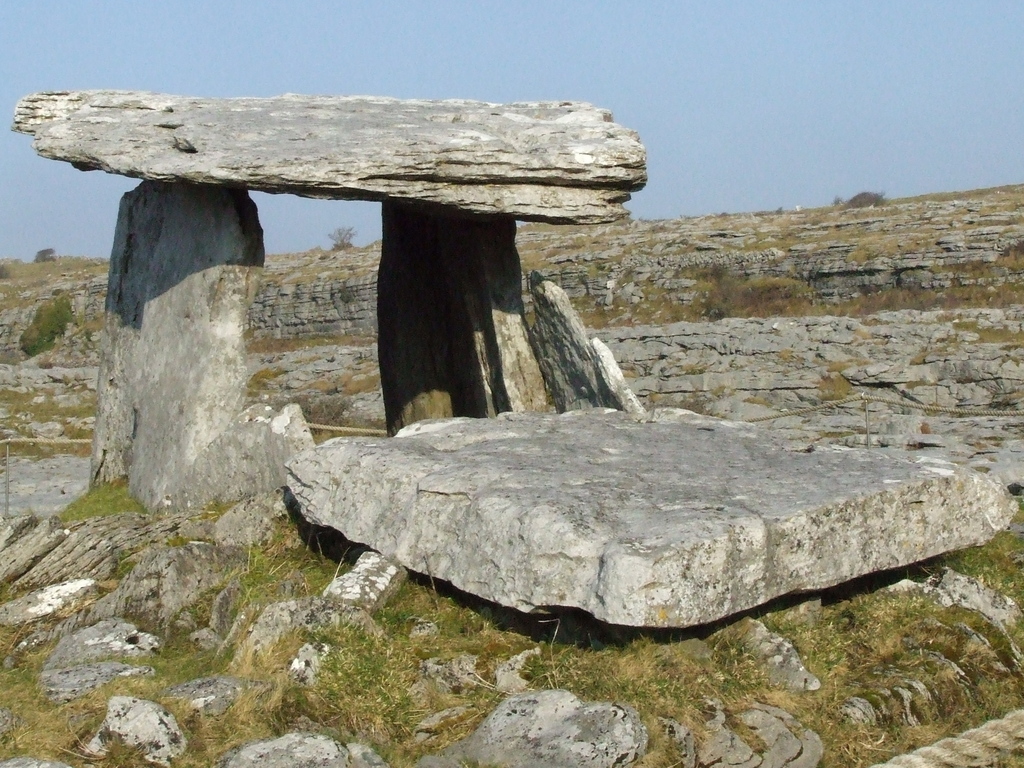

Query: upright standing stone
left=378, top=202, right=547, bottom=434
left=91, top=181, right=265, bottom=508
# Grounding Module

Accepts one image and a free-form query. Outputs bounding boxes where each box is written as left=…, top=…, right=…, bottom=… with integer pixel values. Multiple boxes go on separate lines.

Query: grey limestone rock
left=66, top=542, right=244, bottom=633
left=287, top=409, right=1015, bottom=629
left=0, top=578, right=96, bottom=626
left=0, top=516, right=67, bottom=584
left=345, top=742, right=391, bottom=768
left=698, top=701, right=822, bottom=768
left=417, top=689, right=647, bottom=768
left=213, top=492, right=287, bottom=549
left=494, top=647, right=541, bottom=693
left=739, top=619, right=821, bottom=692
left=216, top=732, right=354, bottom=768
left=0, top=707, right=18, bottom=736
left=90, top=179, right=267, bottom=510
left=418, top=654, right=480, bottom=694
left=242, top=597, right=379, bottom=655
left=591, top=337, right=646, bottom=415
left=322, top=550, right=405, bottom=613
left=43, top=619, right=161, bottom=671
left=87, top=696, right=186, bottom=766
left=413, top=706, right=472, bottom=744
left=660, top=718, right=697, bottom=768
left=39, top=661, right=154, bottom=704
left=840, top=697, right=878, bottom=725
left=289, top=643, right=329, bottom=686
left=15, top=90, right=646, bottom=224
left=888, top=568, right=1021, bottom=630
left=0, top=760, right=74, bottom=768
left=209, top=579, right=242, bottom=637
left=162, top=675, right=261, bottom=715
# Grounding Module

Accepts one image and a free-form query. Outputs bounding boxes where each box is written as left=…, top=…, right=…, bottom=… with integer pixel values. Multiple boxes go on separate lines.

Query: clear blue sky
left=2, top=1, right=1022, bottom=260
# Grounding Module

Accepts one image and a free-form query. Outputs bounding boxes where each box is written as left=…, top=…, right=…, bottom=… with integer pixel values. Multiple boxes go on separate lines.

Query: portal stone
left=91, top=180, right=267, bottom=509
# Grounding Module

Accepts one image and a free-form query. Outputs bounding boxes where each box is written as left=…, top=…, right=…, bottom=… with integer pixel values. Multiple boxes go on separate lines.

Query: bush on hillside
left=328, top=226, right=356, bottom=251
left=34, top=248, right=57, bottom=263
left=0, top=263, right=11, bottom=280
left=20, top=294, right=74, bottom=357
left=844, top=191, right=887, bottom=209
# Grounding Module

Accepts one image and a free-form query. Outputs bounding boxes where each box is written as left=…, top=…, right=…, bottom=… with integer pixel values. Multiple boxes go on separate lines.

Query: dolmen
left=13, top=90, right=647, bottom=508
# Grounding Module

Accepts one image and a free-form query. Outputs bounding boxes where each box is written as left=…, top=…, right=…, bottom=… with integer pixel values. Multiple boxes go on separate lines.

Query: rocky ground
left=2, top=183, right=1024, bottom=766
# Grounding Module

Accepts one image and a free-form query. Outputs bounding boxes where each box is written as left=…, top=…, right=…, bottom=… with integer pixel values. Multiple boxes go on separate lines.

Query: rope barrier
left=746, top=393, right=1024, bottom=424
left=307, top=423, right=387, bottom=436
left=870, top=708, right=1024, bottom=768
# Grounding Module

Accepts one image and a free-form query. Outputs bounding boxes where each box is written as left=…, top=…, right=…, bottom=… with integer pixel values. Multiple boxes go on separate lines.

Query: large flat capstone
left=13, top=90, right=646, bottom=223
left=286, top=409, right=1016, bottom=628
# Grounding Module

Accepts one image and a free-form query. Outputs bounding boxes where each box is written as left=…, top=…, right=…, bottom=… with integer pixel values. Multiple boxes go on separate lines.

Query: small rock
left=414, top=706, right=472, bottom=743
left=419, top=654, right=479, bottom=694
left=209, top=579, right=242, bottom=637
left=346, top=742, right=391, bottom=768
left=739, top=619, right=821, bottom=691
left=0, top=707, right=19, bottom=736
left=676, top=637, right=714, bottom=663
left=739, top=704, right=823, bottom=768
left=494, top=647, right=539, bottom=693
left=39, top=662, right=154, bottom=704
left=188, top=627, right=222, bottom=651
left=417, top=689, right=647, bottom=768
left=43, top=619, right=161, bottom=671
left=87, top=696, right=187, bottom=766
left=659, top=717, right=696, bottom=768
left=213, top=492, right=287, bottom=548
left=290, top=643, right=329, bottom=686
left=0, top=760, right=75, bottom=768
left=840, top=697, right=878, bottom=725
left=162, top=676, right=261, bottom=715
left=216, top=732, right=352, bottom=768
left=0, top=578, right=96, bottom=626
left=243, top=597, right=380, bottom=655
left=322, top=550, right=406, bottom=613
left=409, top=619, right=439, bottom=638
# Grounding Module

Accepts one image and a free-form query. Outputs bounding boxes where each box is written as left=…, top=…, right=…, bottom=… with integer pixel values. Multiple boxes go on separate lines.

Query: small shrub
left=818, top=373, right=853, bottom=401
left=19, top=294, right=74, bottom=356
left=844, top=191, right=887, bottom=209
left=0, top=263, right=11, bottom=280
left=328, top=226, right=356, bottom=251
left=33, top=248, right=57, bottom=263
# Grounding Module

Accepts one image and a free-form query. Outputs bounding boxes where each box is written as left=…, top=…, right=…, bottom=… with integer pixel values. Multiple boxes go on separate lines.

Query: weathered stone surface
left=287, top=409, right=1015, bottom=628
left=87, top=696, right=186, bottom=766
left=698, top=701, right=822, bottom=768
left=90, top=180, right=266, bottom=509
left=289, top=643, right=328, bottom=686
left=162, top=676, right=261, bottom=715
left=528, top=273, right=604, bottom=411
left=417, top=689, right=647, bottom=768
left=660, top=718, right=697, bottom=768
left=322, top=550, right=405, bottom=613
left=377, top=203, right=547, bottom=434
left=216, top=733, right=354, bottom=768
left=61, top=542, right=243, bottom=634
left=840, top=697, right=878, bottom=725
left=0, top=516, right=67, bottom=584
left=43, top=619, right=161, bottom=671
left=213, top=492, right=287, bottom=549
left=241, top=597, right=378, bottom=655
left=591, top=337, right=646, bottom=415
left=419, top=655, right=479, bottom=694
left=15, top=511, right=191, bottom=590
left=0, top=760, right=74, bottom=768
left=209, top=579, right=242, bottom=638
left=413, top=707, right=472, bottom=744
left=39, top=661, right=154, bottom=704
left=494, top=647, right=540, bottom=693
left=888, top=568, right=1021, bottom=630
left=739, top=619, right=821, bottom=692
left=0, top=578, right=96, bottom=626
left=15, top=90, right=646, bottom=224
left=0, top=707, right=18, bottom=736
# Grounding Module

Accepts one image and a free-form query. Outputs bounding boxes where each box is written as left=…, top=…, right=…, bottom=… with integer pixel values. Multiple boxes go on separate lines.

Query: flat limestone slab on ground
left=287, top=410, right=1016, bottom=629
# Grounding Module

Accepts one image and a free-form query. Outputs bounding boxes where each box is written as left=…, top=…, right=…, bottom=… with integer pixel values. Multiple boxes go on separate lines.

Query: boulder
left=86, top=696, right=187, bottom=766
left=738, top=619, right=821, bottom=692
left=417, top=689, right=647, bottom=768
left=213, top=493, right=287, bottom=549
left=15, top=91, right=646, bottom=224
left=242, top=597, right=379, bottom=655
left=43, top=619, right=161, bottom=671
left=216, top=732, right=365, bottom=768
left=287, top=409, right=1015, bottom=628
left=0, top=516, right=67, bottom=584
left=39, top=661, right=154, bottom=704
left=62, top=542, right=243, bottom=634
left=289, top=643, right=329, bottom=686
left=494, top=647, right=541, bottom=693
left=162, top=676, right=263, bottom=715
left=321, top=550, right=405, bottom=613
left=0, top=578, right=96, bottom=626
